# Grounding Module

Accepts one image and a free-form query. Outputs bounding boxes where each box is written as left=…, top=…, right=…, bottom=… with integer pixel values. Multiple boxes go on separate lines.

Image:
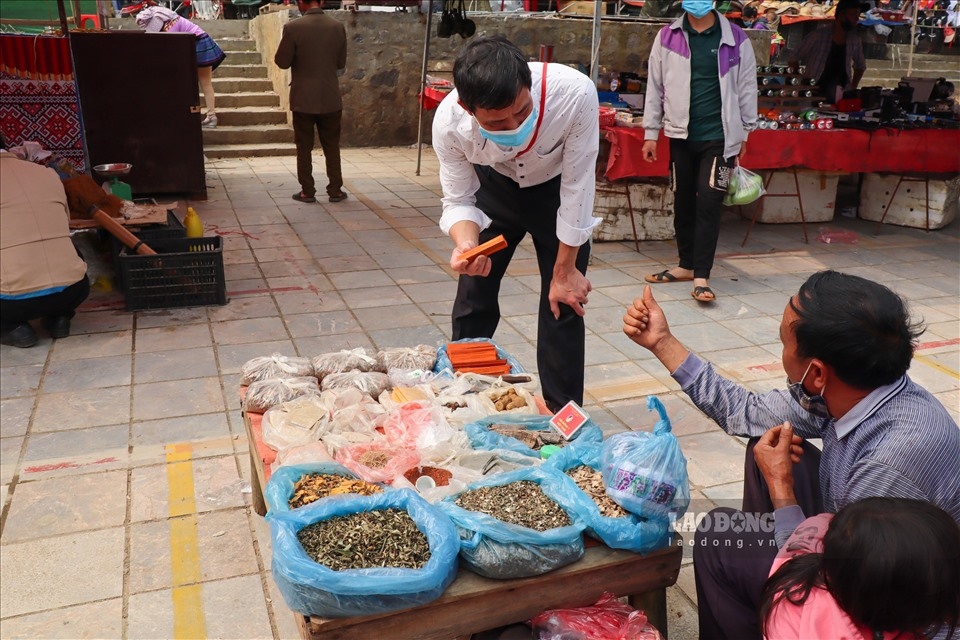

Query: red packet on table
left=550, top=401, right=590, bottom=440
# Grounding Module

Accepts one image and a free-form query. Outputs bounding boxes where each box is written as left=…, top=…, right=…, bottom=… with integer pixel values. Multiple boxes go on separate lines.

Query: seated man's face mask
left=478, top=107, right=538, bottom=148
left=787, top=361, right=831, bottom=419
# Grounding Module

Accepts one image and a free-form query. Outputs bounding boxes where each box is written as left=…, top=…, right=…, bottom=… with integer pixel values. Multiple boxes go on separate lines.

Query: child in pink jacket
left=761, top=498, right=959, bottom=640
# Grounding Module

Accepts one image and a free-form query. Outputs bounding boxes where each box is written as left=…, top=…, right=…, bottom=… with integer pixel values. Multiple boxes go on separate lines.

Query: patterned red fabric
left=0, top=34, right=84, bottom=170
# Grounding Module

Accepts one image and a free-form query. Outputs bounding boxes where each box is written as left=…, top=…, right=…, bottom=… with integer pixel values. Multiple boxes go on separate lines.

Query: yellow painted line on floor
left=913, top=354, right=960, bottom=380
left=166, top=443, right=207, bottom=639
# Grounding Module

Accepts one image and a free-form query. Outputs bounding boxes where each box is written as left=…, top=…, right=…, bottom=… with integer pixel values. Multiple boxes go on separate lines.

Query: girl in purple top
left=136, top=6, right=226, bottom=128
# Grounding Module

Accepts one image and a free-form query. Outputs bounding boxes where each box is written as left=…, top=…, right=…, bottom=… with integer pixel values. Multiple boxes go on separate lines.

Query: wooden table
left=242, top=410, right=684, bottom=640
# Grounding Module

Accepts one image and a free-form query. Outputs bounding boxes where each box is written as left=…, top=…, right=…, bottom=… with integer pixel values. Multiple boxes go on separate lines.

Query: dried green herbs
left=297, top=509, right=431, bottom=571
left=455, top=480, right=570, bottom=531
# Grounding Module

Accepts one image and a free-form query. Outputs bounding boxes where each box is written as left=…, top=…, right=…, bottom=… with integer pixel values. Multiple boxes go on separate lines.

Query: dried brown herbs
left=288, top=473, right=382, bottom=510
left=565, top=465, right=628, bottom=518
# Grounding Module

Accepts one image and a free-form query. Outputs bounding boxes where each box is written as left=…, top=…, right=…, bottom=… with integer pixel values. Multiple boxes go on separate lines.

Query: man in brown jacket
left=275, top=0, right=348, bottom=204
left=0, top=150, right=89, bottom=348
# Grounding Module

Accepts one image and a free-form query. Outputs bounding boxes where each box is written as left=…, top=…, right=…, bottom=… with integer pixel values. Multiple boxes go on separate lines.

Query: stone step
left=202, top=124, right=292, bottom=145
left=213, top=107, right=288, bottom=126
left=204, top=142, right=298, bottom=159
left=214, top=92, right=282, bottom=108
left=217, top=37, right=257, bottom=53
left=224, top=51, right=263, bottom=66
left=212, top=77, right=274, bottom=93
left=215, top=64, right=268, bottom=79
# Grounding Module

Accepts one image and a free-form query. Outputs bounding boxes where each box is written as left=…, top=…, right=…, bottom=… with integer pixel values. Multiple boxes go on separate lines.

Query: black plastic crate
left=118, top=237, right=227, bottom=311
left=111, top=210, right=186, bottom=257
left=112, top=210, right=186, bottom=291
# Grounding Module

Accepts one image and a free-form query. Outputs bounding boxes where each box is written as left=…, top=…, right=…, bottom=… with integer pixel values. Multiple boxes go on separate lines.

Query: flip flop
left=645, top=269, right=694, bottom=284
left=292, top=192, right=317, bottom=203
left=691, top=286, right=716, bottom=303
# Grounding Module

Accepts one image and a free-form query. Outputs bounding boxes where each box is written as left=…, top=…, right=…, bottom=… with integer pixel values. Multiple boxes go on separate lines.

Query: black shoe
left=1, top=323, right=38, bottom=348
left=44, top=315, right=72, bottom=339
left=328, top=191, right=348, bottom=203
left=292, top=191, right=317, bottom=203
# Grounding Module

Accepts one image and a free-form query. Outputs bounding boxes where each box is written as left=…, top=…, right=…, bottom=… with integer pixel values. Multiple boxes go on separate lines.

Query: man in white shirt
left=432, top=36, right=599, bottom=412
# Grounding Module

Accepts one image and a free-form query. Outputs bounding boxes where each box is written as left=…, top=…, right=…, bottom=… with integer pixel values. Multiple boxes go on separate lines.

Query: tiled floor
left=1, top=147, right=958, bottom=640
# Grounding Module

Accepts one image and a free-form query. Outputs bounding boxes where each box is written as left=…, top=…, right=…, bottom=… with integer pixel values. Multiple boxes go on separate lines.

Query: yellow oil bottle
left=184, top=207, right=204, bottom=238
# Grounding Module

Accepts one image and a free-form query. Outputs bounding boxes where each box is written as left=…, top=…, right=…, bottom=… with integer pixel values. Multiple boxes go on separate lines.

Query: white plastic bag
left=262, top=395, right=330, bottom=451
left=723, top=164, right=766, bottom=206
left=241, top=354, right=315, bottom=386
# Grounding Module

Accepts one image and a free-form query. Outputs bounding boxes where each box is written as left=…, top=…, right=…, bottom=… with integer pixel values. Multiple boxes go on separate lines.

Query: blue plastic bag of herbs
left=267, top=488, right=459, bottom=617
left=435, top=466, right=587, bottom=579
left=600, top=396, right=690, bottom=524
left=544, top=441, right=672, bottom=554
left=463, top=413, right=603, bottom=459
left=263, top=462, right=388, bottom=515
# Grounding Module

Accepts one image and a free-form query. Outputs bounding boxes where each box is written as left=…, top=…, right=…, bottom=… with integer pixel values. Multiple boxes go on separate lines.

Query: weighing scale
left=93, top=163, right=133, bottom=201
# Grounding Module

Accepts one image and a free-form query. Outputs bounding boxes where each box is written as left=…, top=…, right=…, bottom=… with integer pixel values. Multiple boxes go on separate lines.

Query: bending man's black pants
left=451, top=166, right=589, bottom=413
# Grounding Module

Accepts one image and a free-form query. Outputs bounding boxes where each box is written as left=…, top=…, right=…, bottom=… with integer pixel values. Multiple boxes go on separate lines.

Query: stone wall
left=248, top=9, right=292, bottom=121
left=250, top=9, right=770, bottom=147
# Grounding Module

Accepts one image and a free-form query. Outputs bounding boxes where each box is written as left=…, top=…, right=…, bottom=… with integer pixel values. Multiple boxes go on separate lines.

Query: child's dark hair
left=760, top=498, right=960, bottom=638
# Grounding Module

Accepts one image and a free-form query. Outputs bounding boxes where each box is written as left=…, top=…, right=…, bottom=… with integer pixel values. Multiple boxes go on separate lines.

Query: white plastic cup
left=415, top=475, right=436, bottom=492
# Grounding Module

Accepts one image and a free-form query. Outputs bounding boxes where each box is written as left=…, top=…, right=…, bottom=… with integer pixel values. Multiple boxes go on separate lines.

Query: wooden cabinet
left=70, top=31, right=207, bottom=199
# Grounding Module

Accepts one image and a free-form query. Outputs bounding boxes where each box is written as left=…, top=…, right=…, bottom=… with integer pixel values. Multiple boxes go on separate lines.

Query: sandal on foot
left=291, top=192, right=317, bottom=203
left=691, top=286, right=716, bottom=303
left=645, top=269, right=693, bottom=284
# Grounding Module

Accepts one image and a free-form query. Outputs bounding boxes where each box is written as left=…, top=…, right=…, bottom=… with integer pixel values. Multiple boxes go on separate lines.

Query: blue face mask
left=682, top=0, right=714, bottom=18
left=786, top=361, right=831, bottom=419
left=478, top=106, right=538, bottom=148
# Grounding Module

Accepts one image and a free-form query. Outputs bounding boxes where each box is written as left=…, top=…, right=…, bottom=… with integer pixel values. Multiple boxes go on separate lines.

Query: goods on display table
left=596, top=65, right=960, bottom=232
left=239, top=343, right=686, bottom=639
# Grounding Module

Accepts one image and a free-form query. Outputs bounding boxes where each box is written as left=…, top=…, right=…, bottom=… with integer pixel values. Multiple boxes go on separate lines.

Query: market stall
left=602, top=126, right=960, bottom=179
left=238, top=345, right=686, bottom=640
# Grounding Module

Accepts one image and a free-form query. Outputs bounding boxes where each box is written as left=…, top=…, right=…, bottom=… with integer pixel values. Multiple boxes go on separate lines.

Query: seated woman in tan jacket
left=1, top=145, right=89, bottom=348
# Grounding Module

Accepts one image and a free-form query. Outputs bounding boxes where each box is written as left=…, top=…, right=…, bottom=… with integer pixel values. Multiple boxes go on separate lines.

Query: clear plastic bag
left=335, top=442, right=420, bottom=484
left=312, top=347, right=378, bottom=379
left=319, top=389, right=387, bottom=456
left=267, top=489, right=459, bottom=617
left=271, top=441, right=337, bottom=474
left=261, top=395, right=330, bottom=452
left=320, top=371, right=390, bottom=397
left=529, top=592, right=664, bottom=640
left=376, top=345, right=438, bottom=372
left=600, top=396, right=690, bottom=522
left=240, top=354, right=315, bottom=386
left=544, top=443, right=671, bottom=554
left=243, top=377, right=320, bottom=414
left=464, top=414, right=604, bottom=459
left=380, top=401, right=457, bottom=451
left=723, top=164, right=766, bottom=206
left=436, top=466, right=587, bottom=579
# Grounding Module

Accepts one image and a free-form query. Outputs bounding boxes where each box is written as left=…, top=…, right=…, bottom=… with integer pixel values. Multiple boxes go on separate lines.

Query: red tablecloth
left=603, top=126, right=960, bottom=180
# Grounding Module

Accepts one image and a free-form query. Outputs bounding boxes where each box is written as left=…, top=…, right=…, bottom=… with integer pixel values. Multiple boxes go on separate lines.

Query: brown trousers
left=292, top=110, right=343, bottom=198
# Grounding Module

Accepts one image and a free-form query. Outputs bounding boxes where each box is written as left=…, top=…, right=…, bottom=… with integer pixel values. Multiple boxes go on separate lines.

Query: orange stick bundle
left=446, top=340, right=511, bottom=375
left=459, top=234, right=508, bottom=264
